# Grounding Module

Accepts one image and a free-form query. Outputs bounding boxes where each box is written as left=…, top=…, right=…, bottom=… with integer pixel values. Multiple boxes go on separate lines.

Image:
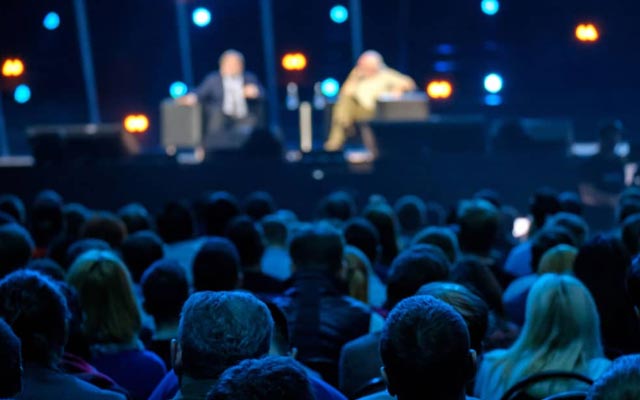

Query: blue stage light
left=169, top=81, right=188, bottom=99
left=484, top=94, right=502, bottom=106
left=330, top=5, right=349, bottom=24
left=435, top=44, right=455, bottom=56
left=14, top=85, right=31, bottom=104
left=192, top=7, right=212, bottom=27
left=43, top=12, right=61, bottom=30
left=484, top=73, right=503, bottom=94
left=481, top=0, right=500, bottom=16
left=321, top=78, right=340, bottom=97
left=434, top=61, right=455, bottom=73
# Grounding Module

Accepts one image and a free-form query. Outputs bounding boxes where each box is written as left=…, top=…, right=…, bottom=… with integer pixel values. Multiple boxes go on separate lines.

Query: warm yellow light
left=2, top=58, right=25, bottom=78
left=282, top=53, right=308, bottom=71
left=124, top=114, right=150, bottom=134
left=426, top=80, right=453, bottom=100
left=575, top=23, right=599, bottom=43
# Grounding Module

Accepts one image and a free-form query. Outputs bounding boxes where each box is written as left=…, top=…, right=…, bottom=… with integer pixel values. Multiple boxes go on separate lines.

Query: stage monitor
left=27, top=124, right=139, bottom=164
left=375, top=93, right=430, bottom=122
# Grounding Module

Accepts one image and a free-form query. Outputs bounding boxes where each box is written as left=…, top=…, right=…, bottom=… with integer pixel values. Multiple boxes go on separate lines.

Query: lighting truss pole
left=349, top=0, right=364, bottom=63
left=259, top=0, right=280, bottom=132
left=73, top=0, right=101, bottom=123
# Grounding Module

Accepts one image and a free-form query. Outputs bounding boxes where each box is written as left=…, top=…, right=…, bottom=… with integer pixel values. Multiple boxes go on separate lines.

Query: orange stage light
left=282, top=53, right=308, bottom=71
left=426, top=80, right=453, bottom=100
left=2, top=58, right=25, bottom=78
left=124, top=114, right=149, bottom=134
left=575, top=23, right=599, bottom=43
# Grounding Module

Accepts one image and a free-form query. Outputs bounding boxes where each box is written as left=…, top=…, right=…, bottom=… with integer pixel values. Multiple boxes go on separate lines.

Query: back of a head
left=587, top=354, right=640, bottom=400
left=316, top=191, right=357, bottom=222
left=546, top=212, right=589, bottom=247
left=380, top=295, right=472, bottom=399
left=67, top=250, right=141, bottom=344
left=225, top=216, right=265, bottom=268
left=518, top=274, right=602, bottom=358
left=394, top=195, right=426, bottom=235
left=558, top=191, right=583, bottom=216
left=538, top=244, right=578, bottom=275
left=0, top=318, right=21, bottom=397
left=598, top=119, right=623, bottom=151
left=65, top=238, right=110, bottom=270
left=202, top=192, right=241, bottom=236
left=118, top=203, right=153, bottom=234
left=0, top=270, right=68, bottom=368
left=473, top=189, right=502, bottom=209
left=530, top=226, right=576, bottom=272
left=418, top=282, right=489, bottom=354
left=0, top=194, right=26, bottom=225
left=63, top=203, right=90, bottom=238
left=289, top=223, right=344, bottom=275
left=243, top=191, right=277, bottom=221
left=261, top=215, right=288, bottom=247
left=412, top=226, right=460, bottom=264
left=121, top=230, right=165, bottom=283
left=425, top=201, right=447, bottom=227
left=622, top=214, right=640, bottom=256
left=192, top=237, right=241, bottom=292
left=616, top=198, right=640, bottom=224
left=31, top=190, right=64, bottom=247
left=385, top=244, right=450, bottom=310
left=207, top=356, right=315, bottom=400
left=26, top=258, right=66, bottom=282
left=451, top=256, right=504, bottom=313
left=141, top=259, right=189, bottom=323
left=156, top=201, right=195, bottom=243
left=457, top=199, right=500, bottom=255
left=0, top=223, right=34, bottom=278
left=574, top=235, right=631, bottom=301
left=343, top=217, right=380, bottom=266
left=364, top=204, right=399, bottom=265
left=178, top=291, right=273, bottom=380
left=529, top=188, right=561, bottom=229
left=80, top=212, right=128, bottom=248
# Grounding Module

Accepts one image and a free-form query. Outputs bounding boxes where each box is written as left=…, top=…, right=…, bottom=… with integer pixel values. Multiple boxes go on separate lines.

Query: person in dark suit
left=179, top=50, right=265, bottom=150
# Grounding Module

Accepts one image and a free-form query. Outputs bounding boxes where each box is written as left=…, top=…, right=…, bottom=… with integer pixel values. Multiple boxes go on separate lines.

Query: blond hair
left=538, top=244, right=578, bottom=275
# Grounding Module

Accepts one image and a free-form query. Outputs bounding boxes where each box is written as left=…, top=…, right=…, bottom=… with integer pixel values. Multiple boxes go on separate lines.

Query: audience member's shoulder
left=356, top=390, right=392, bottom=400
left=343, top=331, right=382, bottom=351
left=73, top=376, right=128, bottom=400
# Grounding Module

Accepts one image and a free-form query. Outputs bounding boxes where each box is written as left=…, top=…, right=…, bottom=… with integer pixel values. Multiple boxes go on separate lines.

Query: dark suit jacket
left=194, top=71, right=264, bottom=111
left=18, top=366, right=126, bottom=400
left=338, top=331, right=383, bottom=398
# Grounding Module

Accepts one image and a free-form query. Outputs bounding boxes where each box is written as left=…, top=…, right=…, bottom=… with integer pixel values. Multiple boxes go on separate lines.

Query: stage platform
left=0, top=151, right=583, bottom=219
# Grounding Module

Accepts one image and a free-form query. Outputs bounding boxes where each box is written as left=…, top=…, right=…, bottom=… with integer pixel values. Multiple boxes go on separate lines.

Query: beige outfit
left=325, top=68, right=415, bottom=151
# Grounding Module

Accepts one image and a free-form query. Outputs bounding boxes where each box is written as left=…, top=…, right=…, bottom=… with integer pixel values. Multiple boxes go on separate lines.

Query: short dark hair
left=622, top=214, right=640, bottom=256
left=0, top=194, right=26, bottom=225
left=207, top=356, right=315, bottom=400
left=363, top=205, right=400, bottom=266
left=316, top=191, right=357, bottom=222
left=394, top=195, right=426, bottom=234
left=30, top=190, right=64, bottom=247
left=192, top=238, right=241, bottom=292
left=265, top=301, right=291, bottom=356
left=121, top=230, right=165, bottom=283
left=225, top=216, right=266, bottom=268
left=457, top=199, right=499, bottom=255
left=587, top=354, right=640, bottom=400
left=617, top=198, right=640, bottom=224
left=385, top=244, right=450, bottom=310
left=26, top=258, right=65, bottom=282
left=0, top=318, right=21, bottom=398
left=80, top=212, right=127, bottom=248
left=451, top=256, right=504, bottom=314
left=418, top=282, right=489, bottom=353
left=529, top=188, right=561, bottom=229
left=0, top=271, right=69, bottom=368
left=0, top=223, right=34, bottom=278
left=473, top=189, right=502, bottom=209
left=178, top=291, right=273, bottom=379
left=530, top=227, right=576, bottom=272
left=546, top=212, right=589, bottom=247
left=63, top=203, right=90, bottom=238
left=141, top=259, right=189, bottom=323
left=118, top=203, right=153, bottom=234
left=201, top=192, right=241, bottom=236
left=243, top=191, right=277, bottom=221
left=289, top=223, right=344, bottom=274
left=65, top=238, right=110, bottom=270
left=558, top=191, right=583, bottom=216
left=156, top=201, right=195, bottom=243
left=412, top=226, right=460, bottom=264
left=380, top=295, right=471, bottom=399
left=261, top=215, right=288, bottom=246
left=343, top=217, right=380, bottom=266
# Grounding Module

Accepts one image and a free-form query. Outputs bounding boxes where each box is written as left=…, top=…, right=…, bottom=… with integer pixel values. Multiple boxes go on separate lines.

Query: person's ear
left=381, top=366, right=395, bottom=396
left=466, top=349, right=478, bottom=382
left=171, top=339, right=183, bottom=377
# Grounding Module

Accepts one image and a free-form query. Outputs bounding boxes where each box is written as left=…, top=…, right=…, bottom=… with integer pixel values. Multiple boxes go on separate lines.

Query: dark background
left=1, top=0, right=637, bottom=153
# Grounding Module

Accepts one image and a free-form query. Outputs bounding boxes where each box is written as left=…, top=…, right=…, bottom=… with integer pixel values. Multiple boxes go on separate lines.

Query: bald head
left=357, top=50, right=385, bottom=78
left=219, top=50, right=245, bottom=77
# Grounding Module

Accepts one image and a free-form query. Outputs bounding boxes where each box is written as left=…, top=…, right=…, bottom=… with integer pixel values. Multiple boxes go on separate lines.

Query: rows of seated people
left=0, top=187, right=640, bottom=400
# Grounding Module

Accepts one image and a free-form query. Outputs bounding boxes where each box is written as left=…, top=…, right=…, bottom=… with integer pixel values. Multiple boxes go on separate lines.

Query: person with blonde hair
left=67, top=250, right=166, bottom=400
left=475, top=274, right=611, bottom=399
left=537, top=244, right=578, bottom=275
